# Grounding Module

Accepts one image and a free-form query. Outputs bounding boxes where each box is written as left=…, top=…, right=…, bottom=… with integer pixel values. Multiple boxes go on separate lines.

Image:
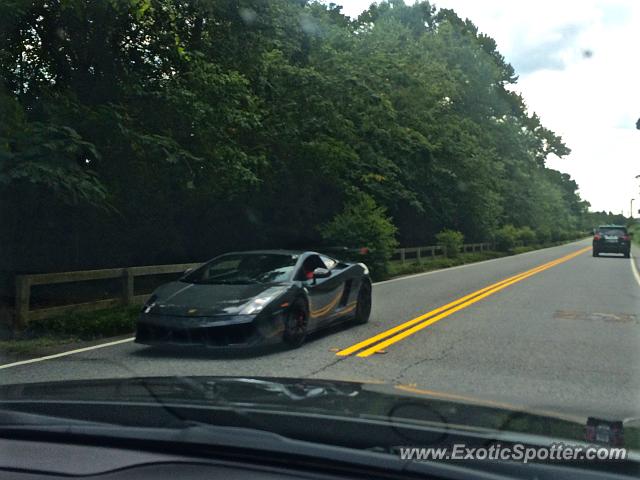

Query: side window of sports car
left=296, top=255, right=327, bottom=281
left=320, top=255, right=337, bottom=270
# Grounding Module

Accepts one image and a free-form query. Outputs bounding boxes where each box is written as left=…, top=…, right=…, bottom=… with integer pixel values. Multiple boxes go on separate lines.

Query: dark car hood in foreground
left=147, top=282, right=289, bottom=316
left=0, top=376, right=619, bottom=449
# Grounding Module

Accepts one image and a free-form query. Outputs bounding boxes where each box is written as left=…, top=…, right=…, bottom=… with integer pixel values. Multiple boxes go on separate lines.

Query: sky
left=334, top=0, right=640, bottom=215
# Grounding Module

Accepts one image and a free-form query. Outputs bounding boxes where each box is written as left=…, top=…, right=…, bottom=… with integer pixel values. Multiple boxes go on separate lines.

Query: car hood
left=146, top=282, right=289, bottom=316
left=0, top=376, right=599, bottom=446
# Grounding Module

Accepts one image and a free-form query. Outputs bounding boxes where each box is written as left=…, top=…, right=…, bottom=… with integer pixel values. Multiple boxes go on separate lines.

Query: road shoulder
left=0, top=333, right=135, bottom=366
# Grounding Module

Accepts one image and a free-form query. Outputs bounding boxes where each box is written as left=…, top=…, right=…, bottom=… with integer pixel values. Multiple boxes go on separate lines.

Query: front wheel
left=283, top=299, right=308, bottom=348
left=354, top=280, right=372, bottom=325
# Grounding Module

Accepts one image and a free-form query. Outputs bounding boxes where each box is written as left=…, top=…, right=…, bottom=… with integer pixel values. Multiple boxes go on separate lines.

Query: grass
left=511, top=245, right=538, bottom=255
left=0, top=335, right=79, bottom=356
left=28, top=306, right=140, bottom=338
left=1, top=306, right=139, bottom=357
left=511, top=241, right=568, bottom=254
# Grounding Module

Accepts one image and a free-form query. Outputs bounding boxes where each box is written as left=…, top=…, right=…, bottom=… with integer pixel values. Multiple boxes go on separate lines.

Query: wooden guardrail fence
left=392, top=242, right=492, bottom=263
left=14, top=263, right=200, bottom=330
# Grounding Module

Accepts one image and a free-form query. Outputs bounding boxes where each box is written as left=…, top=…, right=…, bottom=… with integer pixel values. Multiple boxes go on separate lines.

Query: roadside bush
left=536, top=227, right=552, bottom=245
left=631, top=224, right=640, bottom=246
left=321, top=192, right=398, bottom=279
left=29, top=306, right=139, bottom=339
left=551, top=229, right=569, bottom=242
left=494, top=224, right=519, bottom=252
left=516, top=226, right=537, bottom=246
left=436, top=229, right=464, bottom=258
left=562, top=230, right=584, bottom=242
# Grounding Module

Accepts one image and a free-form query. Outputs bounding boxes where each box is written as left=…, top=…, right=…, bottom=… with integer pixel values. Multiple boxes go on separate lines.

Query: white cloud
left=335, top=0, right=640, bottom=214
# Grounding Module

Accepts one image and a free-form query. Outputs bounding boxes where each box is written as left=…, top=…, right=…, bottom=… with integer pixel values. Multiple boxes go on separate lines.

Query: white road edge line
left=0, top=239, right=590, bottom=370
left=631, top=252, right=640, bottom=288
left=0, top=337, right=134, bottom=370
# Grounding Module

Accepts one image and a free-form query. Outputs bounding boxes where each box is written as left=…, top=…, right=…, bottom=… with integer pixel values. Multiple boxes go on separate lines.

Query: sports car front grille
left=136, top=322, right=256, bottom=347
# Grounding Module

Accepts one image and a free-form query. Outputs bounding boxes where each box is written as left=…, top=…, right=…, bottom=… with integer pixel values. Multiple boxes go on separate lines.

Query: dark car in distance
left=135, top=250, right=372, bottom=349
left=592, top=225, right=631, bottom=258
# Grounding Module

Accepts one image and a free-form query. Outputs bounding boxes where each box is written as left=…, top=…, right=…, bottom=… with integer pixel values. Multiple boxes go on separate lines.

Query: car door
left=319, top=254, right=357, bottom=319
left=298, top=254, right=345, bottom=325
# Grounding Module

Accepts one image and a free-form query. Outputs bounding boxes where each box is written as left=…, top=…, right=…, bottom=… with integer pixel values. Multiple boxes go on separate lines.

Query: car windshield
left=599, top=227, right=627, bottom=235
left=183, top=253, right=298, bottom=284
left=1, top=0, right=639, bottom=473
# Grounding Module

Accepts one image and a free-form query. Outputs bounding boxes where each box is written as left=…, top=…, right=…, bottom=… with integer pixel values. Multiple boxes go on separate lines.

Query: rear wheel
left=283, top=299, right=308, bottom=348
left=624, top=250, right=630, bottom=258
left=354, top=280, right=372, bottom=325
left=592, top=249, right=599, bottom=257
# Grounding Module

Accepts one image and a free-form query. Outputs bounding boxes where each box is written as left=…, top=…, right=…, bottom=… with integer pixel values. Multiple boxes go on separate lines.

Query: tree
left=0, top=0, right=591, bottom=280
left=321, top=192, right=398, bottom=277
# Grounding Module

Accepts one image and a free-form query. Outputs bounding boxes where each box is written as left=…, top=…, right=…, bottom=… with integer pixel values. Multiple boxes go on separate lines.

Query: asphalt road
left=2, top=239, right=639, bottom=420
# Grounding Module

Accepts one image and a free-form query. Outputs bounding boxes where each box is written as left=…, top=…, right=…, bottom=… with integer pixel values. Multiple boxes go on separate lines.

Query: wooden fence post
left=15, top=276, right=30, bottom=330
left=416, top=247, right=421, bottom=263
left=122, top=269, right=134, bottom=305
left=400, top=248, right=406, bottom=264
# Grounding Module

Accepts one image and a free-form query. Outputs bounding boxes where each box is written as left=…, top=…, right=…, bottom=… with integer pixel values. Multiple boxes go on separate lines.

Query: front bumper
left=135, top=313, right=282, bottom=348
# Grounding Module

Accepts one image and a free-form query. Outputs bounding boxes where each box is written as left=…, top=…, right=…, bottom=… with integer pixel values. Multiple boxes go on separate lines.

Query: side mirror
left=313, top=267, right=331, bottom=279
left=183, top=267, right=194, bottom=276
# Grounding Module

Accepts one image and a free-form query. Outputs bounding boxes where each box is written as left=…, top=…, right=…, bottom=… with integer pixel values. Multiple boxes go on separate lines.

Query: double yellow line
left=337, top=246, right=590, bottom=358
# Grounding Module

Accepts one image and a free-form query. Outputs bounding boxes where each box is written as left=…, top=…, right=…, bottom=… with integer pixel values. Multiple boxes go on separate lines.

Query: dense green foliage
left=435, top=229, right=464, bottom=258
left=493, top=224, right=519, bottom=252
left=321, top=192, right=397, bottom=275
left=582, top=211, right=629, bottom=230
left=516, top=226, right=537, bottom=246
left=630, top=223, right=640, bottom=246
left=0, top=0, right=596, bottom=282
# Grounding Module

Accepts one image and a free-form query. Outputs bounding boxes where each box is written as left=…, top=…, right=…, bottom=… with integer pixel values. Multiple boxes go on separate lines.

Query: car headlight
left=240, top=296, right=276, bottom=315
left=142, top=294, right=157, bottom=313
left=240, top=288, right=287, bottom=315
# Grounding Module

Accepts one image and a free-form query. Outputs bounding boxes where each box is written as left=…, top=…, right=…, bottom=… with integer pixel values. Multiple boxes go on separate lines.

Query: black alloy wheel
left=283, top=299, right=309, bottom=348
left=354, top=281, right=372, bottom=325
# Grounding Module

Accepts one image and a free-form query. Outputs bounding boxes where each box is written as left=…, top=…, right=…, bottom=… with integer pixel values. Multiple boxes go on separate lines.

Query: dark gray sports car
left=135, top=250, right=372, bottom=349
